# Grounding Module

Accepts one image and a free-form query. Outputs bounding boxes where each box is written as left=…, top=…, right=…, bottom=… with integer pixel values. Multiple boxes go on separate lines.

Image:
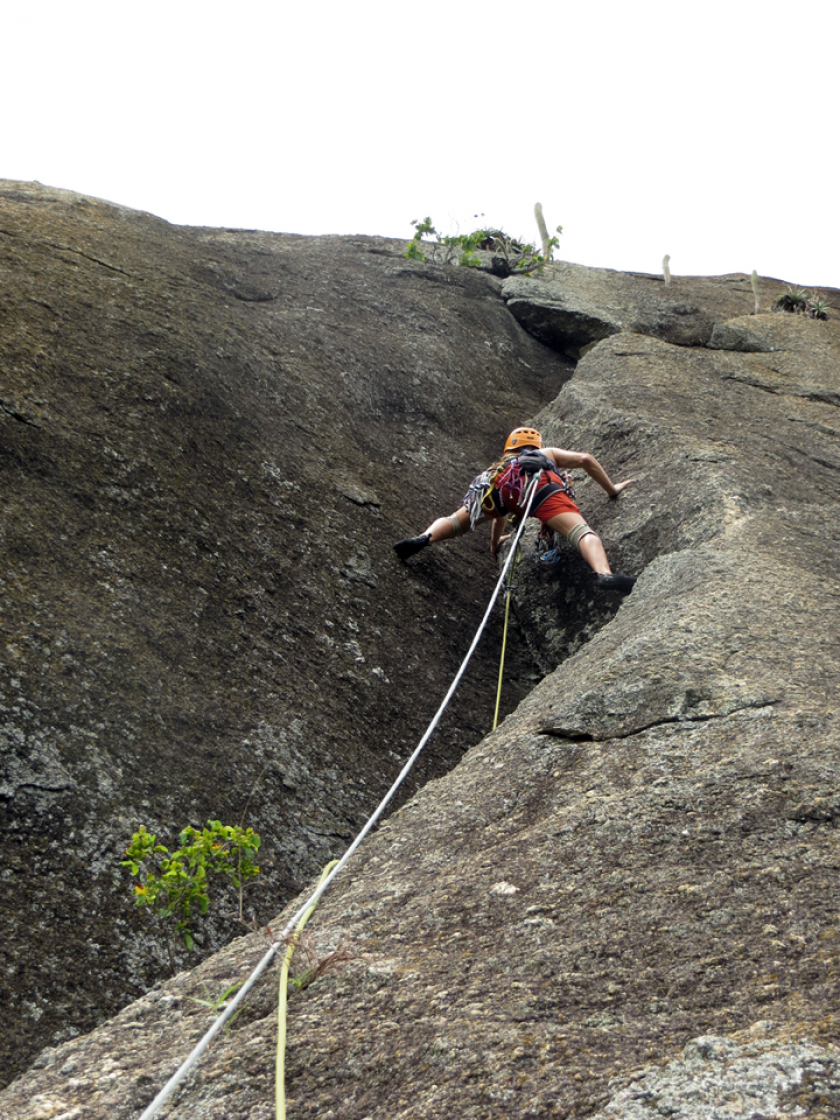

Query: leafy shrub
left=808, top=295, right=830, bottom=321
left=773, top=286, right=831, bottom=321
left=404, top=217, right=484, bottom=267
left=774, top=286, right=811, bottom=313
left=122, top=820, right=261, bottom=955
left=405, top=214, right=560, bottom=276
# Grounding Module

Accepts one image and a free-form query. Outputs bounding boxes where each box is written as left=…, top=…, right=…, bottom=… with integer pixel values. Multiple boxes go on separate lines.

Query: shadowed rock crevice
left=539, top=696, right=782, bottom=742
left=501, top=265, right=781, bottom=358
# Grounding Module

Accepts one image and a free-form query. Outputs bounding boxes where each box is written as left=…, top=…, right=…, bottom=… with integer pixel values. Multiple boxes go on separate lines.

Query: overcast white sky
left=3, top=1, right=838, bottom=288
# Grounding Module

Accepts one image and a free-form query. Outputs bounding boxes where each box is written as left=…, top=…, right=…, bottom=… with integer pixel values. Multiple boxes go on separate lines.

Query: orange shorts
left=534, top=486, right=581, bottom=524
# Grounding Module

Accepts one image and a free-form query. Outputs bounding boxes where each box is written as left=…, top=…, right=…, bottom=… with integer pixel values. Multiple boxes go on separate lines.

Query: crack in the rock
left=27, top=297, right=58, bottom=315
left=231, top=290, right=277, bottom=303
left=722, top=373, right=840, bottom=410
left=804, top=388, right=840, bottom=407
left=785, top=415, right=840, bottom=438
left=721, top=374, right=785, bottom=394
left=809, top=454, right=840, bottom=473
left=45, top=241, right=131, bottom=276
left=539, top=700, right=779, bottom=742
left=0, top=400, right=40, bottom=427
left=1, top=780, right=75, bottom=799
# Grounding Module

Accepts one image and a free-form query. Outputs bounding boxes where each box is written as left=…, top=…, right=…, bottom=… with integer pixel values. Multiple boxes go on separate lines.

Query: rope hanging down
left=492, top=541, right=522, bottom=731
left=276, top=860, right=339, bottom=1120
left=136, top=474, right=542, bottom=1120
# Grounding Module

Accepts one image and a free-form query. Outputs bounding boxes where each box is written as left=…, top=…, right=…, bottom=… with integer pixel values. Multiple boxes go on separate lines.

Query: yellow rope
left=276, top=860, right=340, bottom=1120
left=492, top=541, right=521, bottom=731
left=138, top=477, right=545, bottom=1120
left=492, top=586, right=513, bottom=730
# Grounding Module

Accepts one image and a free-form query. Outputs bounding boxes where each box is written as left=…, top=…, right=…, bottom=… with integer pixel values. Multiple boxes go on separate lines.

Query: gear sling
left=467, top=449, right=576, bottom=529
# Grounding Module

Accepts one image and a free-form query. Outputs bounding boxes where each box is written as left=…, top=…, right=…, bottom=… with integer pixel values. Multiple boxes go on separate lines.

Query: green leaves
left=121, top=820, right=261, bottom=951
left=774, top=285, right=810, bottom=312
left=773, top=286, right=832, bottom=321
left=404, top=216, right=561, bottom=274
left=809, top=295, right=830, bottom=320
left=188, top=980, right=246, bottom=1028
left=404, top=217, right=436, bottom=262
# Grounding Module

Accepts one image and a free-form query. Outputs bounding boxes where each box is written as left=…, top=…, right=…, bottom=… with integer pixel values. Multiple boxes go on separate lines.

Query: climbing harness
left=465, top=451, right=574, bottom=530
left=137, top=473, right=543, bottom=1120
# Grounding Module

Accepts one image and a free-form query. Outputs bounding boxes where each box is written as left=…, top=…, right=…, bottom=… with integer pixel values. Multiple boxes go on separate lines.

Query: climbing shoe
left=394, top=533, right=432, bottom=560
left=596, top=572, right=636, bottom=595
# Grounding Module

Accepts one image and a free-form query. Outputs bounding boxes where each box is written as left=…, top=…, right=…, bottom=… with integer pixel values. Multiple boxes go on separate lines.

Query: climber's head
left=504, top=427, right=542, bottom=455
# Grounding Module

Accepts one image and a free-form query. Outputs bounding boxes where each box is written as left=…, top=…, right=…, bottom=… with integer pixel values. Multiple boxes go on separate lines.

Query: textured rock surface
left=592, top=1028, right=840, bottom=1118
left=2, top=183, right=840, bottom=1119
left=0, top=180, right=567, bottom=1084
left=502, top=262, right=801, bottom=358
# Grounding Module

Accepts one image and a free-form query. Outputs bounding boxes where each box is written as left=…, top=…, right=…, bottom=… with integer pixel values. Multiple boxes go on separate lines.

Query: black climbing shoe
left=394, top=533, right=432, bottom=560
left=596, top=572, right=636, bottom=595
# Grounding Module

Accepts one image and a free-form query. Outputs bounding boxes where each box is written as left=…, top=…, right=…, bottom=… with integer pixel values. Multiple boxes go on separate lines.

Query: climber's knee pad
left=566, top=522, right=596, bottom=551
left=447, top=512, right=466, bottom=537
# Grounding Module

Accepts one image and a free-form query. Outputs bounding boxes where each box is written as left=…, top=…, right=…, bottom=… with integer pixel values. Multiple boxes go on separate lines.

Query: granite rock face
left=502, top=261, right=800, bottom=358
left=0, top=181, right=566, bottom=1084
left=2, top=184, right=840, bottom=1119
left=591, top=1029, right=840, bottom=1118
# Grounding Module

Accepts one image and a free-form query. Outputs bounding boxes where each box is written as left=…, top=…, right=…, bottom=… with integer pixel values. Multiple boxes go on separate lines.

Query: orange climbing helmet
left=504, top=426, right=542, bottom=454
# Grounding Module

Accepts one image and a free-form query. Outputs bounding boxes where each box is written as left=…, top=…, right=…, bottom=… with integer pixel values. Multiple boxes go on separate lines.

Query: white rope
left=136, top=476, right=541, bottom=1120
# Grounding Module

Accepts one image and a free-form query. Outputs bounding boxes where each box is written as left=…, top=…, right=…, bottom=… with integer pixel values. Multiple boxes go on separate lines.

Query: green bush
left=774, top=286, right=810, bottom=313
left=405, top=214, right=560, bottom=276
left=773, top=286, right=831, bottom=321
left=122, top=820, right=261, bottom=953
left=404, top=217, right=484, bottom=267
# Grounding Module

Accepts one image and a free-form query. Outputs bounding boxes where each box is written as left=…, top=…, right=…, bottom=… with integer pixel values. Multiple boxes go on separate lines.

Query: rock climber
left=394, top=426, right=638, bottom=594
